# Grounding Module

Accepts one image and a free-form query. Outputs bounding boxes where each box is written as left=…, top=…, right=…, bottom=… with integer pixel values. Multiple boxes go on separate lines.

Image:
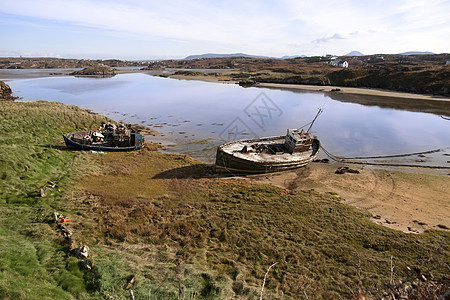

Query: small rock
left=74, top=245, right=89, bottom=259
left=0, top=81, right=18, bottom=101
left=53, top=212, right=60, bottom=223
left=81, top=259, right=92, bottom=270
left=124, top=275, right=136, bottom=290
left=335, top=166, right=359, bottom=174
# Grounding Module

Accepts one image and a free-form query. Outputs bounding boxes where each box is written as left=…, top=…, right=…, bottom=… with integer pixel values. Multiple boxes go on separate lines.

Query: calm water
left=3, top=71, right=450, bottom=166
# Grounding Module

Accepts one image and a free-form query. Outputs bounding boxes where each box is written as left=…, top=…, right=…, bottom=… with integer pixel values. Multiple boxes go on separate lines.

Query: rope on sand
left=320, top=145, right=450, bottom=169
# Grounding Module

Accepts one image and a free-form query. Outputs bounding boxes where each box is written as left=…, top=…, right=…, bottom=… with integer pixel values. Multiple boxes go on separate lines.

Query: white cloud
left=0, top=0, right=285, bottom=48
left=0, top=0, right=448, bottom=58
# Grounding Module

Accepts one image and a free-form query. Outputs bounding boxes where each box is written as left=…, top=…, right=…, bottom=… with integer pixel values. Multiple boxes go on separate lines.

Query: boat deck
left=220, top=136, right=315, bottom=163
left=63, top=131, right=144, bottom=152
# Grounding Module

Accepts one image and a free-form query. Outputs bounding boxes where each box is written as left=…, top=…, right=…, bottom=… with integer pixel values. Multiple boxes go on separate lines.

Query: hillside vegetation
left=146, top=54, right=450, bottom=96
left=3, top=54, right=449, bottom=96
left=70, top=67, right=116, bottom=77
left=0, top=100, right=449, bottom=299
left=0, top=101, right=109, bottom=298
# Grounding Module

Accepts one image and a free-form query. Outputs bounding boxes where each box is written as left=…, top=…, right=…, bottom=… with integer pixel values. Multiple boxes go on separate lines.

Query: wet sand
left=256, top=82, right=450, bottom=102
left=161, top=72, right=450, bottom=103
left=243, top=162, right=450, bottom=234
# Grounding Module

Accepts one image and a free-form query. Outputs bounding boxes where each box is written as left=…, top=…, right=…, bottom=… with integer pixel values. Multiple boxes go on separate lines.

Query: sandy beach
left=243, top=162, right=450, bottom=234
left=256, top=82, right=450, bottom=102
left=157, top=71, right=450, bottom=102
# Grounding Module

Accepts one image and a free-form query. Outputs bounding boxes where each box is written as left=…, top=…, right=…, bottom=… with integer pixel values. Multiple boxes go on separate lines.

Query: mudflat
left=256, top=82, right=450, bottom=102
left=245, top=162, right=450, bottom=234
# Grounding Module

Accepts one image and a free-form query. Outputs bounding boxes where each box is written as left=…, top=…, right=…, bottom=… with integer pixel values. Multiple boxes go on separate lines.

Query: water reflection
left=5, top=72, right=450, bottom=166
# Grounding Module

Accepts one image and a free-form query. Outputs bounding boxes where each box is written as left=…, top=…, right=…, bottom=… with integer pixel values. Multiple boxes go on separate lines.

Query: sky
left=0, top=0, right=449, bottom=60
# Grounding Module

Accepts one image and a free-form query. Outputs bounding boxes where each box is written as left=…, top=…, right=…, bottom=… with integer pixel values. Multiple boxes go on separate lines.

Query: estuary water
left=3, top=71, right=450, bottom=166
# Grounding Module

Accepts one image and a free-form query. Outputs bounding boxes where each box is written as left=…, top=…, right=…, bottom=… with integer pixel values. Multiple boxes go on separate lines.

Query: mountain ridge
left=399, top=51, right=435, bottom=55
left=184, top=53, right=270, bottom=60
left=184, top=53, right=307, bottom=60
left=344, top=51, right=364, bottom=56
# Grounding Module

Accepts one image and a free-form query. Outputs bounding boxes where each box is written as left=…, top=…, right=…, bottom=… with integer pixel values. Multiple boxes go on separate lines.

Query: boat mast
left=306, top=109, right=322, bottom=133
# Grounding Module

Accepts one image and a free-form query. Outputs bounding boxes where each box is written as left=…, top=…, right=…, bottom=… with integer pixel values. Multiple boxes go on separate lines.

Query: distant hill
left=281, top=55, right=307, bottom=59
left=399, top=51, right=435, bottom=55
left=184, top=53, right=272, bottom=60
left=345, top=51, right=364, bottom=56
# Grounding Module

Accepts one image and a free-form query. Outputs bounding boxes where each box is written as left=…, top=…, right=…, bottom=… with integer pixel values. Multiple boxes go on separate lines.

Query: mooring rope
left=325, top=148, right=442, bottom=160
left=320, top=145, right=450, bottom=169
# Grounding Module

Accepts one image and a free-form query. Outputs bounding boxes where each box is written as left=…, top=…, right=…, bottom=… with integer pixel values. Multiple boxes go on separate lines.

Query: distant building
left=338, top=61, right=348, bottom=68
left=446, top=60, right=450, bottom=65
left=330, top=59, right=348, bottom=68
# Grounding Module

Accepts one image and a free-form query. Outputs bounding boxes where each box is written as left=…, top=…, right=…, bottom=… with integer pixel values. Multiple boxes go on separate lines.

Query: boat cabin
left=69, top=123, right=134, bottom=147
left=284, top=129, right=313, bottom=154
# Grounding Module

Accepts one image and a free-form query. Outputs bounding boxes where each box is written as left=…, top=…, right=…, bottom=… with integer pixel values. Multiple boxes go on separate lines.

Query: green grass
left=76, top=150, right=450, bottom=299
left=0, top=100, right=109, bottom=299
left=0, top=101, right=109, bottom=201
left=1, top=100, right=449, bottom=299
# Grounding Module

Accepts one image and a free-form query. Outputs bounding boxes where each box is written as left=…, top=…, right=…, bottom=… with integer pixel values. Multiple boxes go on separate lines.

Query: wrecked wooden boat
left=63, top=123, right=144, bottom=152
left=215, top=128, right=320, bottom=173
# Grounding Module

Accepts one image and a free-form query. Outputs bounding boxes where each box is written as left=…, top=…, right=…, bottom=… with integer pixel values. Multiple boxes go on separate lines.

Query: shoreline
left=2, top=95, right=449, bottom=300
left=3, top=68, right=449, bottom=103
left=157, top=72, right=450, bottom=102
left=163, top=73, right=450, bottom=116
left=0, top=68, right=450, bottom=105
left=2, top=70, right=450, bottom=234
left=256, top=82, right=450, bottom=102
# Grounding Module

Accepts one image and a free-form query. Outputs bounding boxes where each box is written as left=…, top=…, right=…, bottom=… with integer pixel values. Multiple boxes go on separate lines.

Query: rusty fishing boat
left=215, top=111, right=321, bottom=173
left=63, top=123, right=144, bottom=152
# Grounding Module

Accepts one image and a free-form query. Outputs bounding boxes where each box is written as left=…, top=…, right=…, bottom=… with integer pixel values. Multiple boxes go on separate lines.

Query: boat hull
left=63, top=132, right=144, bottom=152
left=215, top=136, right=320, bottom=173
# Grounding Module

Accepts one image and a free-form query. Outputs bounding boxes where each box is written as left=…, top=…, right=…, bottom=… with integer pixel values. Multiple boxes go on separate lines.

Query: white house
left=330, top=60, right=348, bottom=68
left=338, top=61, right=349, bottom=68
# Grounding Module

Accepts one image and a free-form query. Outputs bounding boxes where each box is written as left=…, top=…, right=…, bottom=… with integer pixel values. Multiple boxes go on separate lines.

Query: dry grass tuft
left=73, top=147, right=450, bottom=299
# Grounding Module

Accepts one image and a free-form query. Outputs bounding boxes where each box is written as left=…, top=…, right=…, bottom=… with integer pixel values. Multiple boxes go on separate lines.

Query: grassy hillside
left=0, top=101, right=109, bottom=299
left=146, top=54, right=450, bottom=96
left=0, top=100, right=448, bottom=299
